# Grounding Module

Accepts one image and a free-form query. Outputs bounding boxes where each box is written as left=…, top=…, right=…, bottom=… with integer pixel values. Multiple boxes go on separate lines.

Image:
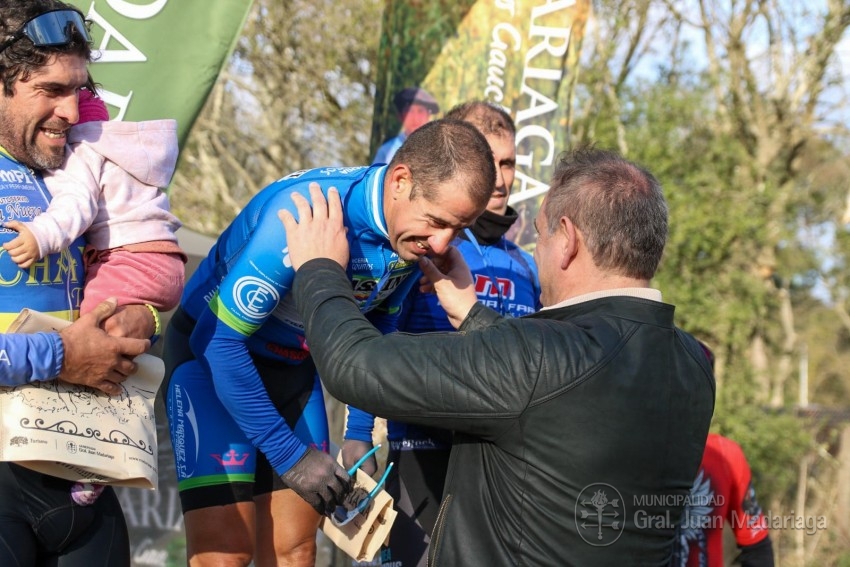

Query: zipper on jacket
left=428, top=493, right=452, bottom=567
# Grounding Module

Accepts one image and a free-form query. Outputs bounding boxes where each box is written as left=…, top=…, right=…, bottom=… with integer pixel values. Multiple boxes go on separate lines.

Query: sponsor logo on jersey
left=352, top=271, right=411, bottom=306
left=264, top=342, right=311, bottom=361
left=232, top=276, right=280, bottom=321
left=318, top=166, right=367, bottom=176
left=211, top=449, right=250, bottom=467
left=0, top=168, right=35, bottom=186
left=279, top=169, right=308, bottom=181
left=473, top=274, right=516, bottom=300
left=350, top=257, right=374, bottom=271
left=171, top=385, right=198, bottom=480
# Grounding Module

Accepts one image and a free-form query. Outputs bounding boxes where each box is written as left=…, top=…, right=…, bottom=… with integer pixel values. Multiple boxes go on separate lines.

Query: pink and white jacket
left=31, top=119, right=181, bottom=255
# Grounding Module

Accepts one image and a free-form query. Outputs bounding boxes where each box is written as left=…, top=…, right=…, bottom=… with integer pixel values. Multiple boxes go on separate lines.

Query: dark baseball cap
left=393, top=87, right=440, bottom=114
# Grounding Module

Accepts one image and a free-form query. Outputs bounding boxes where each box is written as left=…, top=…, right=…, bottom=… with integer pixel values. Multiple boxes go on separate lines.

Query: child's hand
left=3, top=221, right=40, bottom=268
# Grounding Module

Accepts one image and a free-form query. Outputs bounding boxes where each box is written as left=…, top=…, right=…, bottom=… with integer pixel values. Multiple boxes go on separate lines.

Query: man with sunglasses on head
left=0, top=2, right=157, bottom=565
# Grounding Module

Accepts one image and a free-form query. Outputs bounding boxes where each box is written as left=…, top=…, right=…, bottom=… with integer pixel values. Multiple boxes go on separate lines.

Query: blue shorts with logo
left=163, top=308, right=328, bottom=512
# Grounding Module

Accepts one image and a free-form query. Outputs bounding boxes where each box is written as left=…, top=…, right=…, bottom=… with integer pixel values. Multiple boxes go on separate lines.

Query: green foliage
left=171, top=0, right=383, bottom=235
left=166, top=536, right=187, bottom=567
left=711, top=405, right=812, bottom=506
left=371, top=0, right=477, bottom=153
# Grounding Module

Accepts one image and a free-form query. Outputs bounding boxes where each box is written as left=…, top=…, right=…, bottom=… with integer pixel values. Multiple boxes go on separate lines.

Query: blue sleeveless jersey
left=178, top=165, right=418, bottom=473
left=0, top=153, right=85, bottom=386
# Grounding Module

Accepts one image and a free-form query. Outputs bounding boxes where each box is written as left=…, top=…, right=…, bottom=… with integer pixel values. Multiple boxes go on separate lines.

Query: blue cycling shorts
left=162, top=308, right=329, bottom=513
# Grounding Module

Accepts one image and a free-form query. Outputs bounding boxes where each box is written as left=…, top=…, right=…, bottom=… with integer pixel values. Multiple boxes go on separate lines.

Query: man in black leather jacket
left=281, top=147, right=716, bottom=566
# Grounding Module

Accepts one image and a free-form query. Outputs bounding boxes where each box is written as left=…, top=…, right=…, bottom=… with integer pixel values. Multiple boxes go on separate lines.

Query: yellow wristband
left=145, top=304, right=161, bottom=342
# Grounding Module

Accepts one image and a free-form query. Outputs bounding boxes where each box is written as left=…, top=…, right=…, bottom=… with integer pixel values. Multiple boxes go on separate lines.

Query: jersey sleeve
left=189, top=192, right=308, bottom=476
left=721, top=437, right=771, bottom=547
left=34, top=147, right=101, bottom=257
left=344, top=268, right=420, bottom=440
left=0, top=332, right=64, bottom=386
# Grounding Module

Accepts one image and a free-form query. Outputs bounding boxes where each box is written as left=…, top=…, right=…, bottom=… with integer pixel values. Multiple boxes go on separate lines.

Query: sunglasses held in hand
left=330, top=444, right=395, bottom=527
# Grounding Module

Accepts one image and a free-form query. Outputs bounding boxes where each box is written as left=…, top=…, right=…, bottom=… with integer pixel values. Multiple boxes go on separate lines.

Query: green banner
left=373, top=0, right=589, bottom=245
left=68, top=0, right=254, bottom=146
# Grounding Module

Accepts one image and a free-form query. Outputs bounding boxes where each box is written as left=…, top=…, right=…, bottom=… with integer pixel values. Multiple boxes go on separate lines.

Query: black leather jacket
left=294, top=259, right=715, bottom=566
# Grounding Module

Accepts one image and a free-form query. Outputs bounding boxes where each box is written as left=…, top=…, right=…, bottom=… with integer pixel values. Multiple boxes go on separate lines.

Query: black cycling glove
left=342, top=439, right=377, bottom=477
left=280, top=446, right=352, bottom=515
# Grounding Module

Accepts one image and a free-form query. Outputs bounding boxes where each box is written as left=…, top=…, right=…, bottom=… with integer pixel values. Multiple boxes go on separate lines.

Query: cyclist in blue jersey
left=162, top=118, right=497, bottom=567
left=346, top=101, right=541, bottom=567
left=0, top=2, right=156, bottom=565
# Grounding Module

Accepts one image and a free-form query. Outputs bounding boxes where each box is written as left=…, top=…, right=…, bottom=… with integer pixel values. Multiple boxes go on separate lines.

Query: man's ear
left=559, top=216, right=578, bottom=270
left=388, top=164, right=413, bottom=199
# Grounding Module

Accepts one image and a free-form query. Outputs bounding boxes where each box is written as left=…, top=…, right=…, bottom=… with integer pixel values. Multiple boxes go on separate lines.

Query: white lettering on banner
left=486, top=22, right=521, bottom=103
left=82, top=1, right=171, bottom=117
left=0, top=350, right=9, bottom=365
left=496, top=0, right=516, bottom=15
left=515, top=122, right=555, bottom=167
left=105, top=0, right=168, bottom=19
left=117, top=486, right=184, bottom=530
left=83, top=3, right=148, bottom=118
left=512, top=168, right=551, bottom=202
left=132, top=538, right=168, bottom=566
left=505, top=0, right=577, bottom=204
left=85, top=4, right=147, bottom=63
left=98, top=88, right=134, bottom=121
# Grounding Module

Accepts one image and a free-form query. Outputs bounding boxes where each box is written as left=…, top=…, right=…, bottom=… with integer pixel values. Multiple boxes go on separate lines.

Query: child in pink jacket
left=2, top=87, right=185, bottom=314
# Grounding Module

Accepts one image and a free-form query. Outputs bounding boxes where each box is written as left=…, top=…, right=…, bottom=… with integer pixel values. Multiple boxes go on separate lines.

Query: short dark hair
left=388, top=118, right=495, bottom=210
left=445, top=100, right=516, bottom=140
left=0, top=0, right=92, bottom=97
left=545, top=146, right=668, bottom=279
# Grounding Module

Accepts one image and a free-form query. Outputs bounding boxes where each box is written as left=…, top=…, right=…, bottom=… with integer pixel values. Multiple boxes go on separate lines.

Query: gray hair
left=545, top=146, right=668, bottom=279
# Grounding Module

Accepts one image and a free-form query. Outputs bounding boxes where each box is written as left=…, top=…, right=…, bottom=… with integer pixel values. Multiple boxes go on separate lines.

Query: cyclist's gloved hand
left=280, top=447, right=352, bottom=515
left=342, top=439, right=377, bottom=477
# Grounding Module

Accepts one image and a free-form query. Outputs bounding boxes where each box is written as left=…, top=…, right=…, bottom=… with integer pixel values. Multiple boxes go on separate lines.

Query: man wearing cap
left=0, top=1, right=157, bottom=564
left=373, top=86, right=440, bottom=164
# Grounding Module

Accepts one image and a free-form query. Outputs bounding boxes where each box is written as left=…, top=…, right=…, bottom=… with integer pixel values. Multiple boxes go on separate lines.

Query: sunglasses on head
left=0, top=9, right=91, bottom=54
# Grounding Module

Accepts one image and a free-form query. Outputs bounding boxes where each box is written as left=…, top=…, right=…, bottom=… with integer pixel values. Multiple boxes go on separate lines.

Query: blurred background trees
left=169, top=0, right=382, bottom=234
left=169, top=0, right=850, bottom=563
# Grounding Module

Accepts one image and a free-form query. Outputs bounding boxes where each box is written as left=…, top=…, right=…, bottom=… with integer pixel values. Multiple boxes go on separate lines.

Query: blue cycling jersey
left=177, top=164, right=418, bottom=475
left=345, top=227, right=541, bottom=443
left=0, top=152, right=85, bottom=386
left=400, top=229, right=540, bottom=331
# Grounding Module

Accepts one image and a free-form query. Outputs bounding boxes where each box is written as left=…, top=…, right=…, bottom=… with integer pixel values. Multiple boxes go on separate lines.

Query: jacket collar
left=532, top=293, right=675, bottom=327
left=543, top=288, right=662, bottom=311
